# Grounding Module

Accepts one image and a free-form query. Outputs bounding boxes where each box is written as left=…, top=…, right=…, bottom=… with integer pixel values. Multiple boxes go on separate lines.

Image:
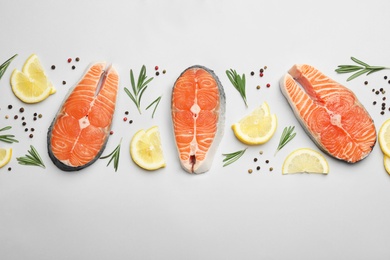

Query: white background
left=1, top=0, right=390, bottom=259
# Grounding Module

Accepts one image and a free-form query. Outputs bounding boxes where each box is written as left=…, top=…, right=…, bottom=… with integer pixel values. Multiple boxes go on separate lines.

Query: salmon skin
left=280, top=64, right=376, bottom=163
left=47, top=62, right=119, bottom=171
left=171, top=65, right=225, bottom=174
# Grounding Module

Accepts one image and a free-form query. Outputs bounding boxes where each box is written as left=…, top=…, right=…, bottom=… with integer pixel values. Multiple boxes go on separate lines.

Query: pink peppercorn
left=155, top=66, right=159, bottom=70
left=67, top=58, right=72, bottom=63
left=123, top=117, right=127, bottom=122
left=266, top=83, right=271, bottom=88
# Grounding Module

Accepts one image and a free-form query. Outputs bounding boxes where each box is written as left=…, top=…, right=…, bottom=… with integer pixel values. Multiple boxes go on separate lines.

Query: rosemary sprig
left=146, top=95, right=162, bottom=118
left=0, top=126, right=19, bottom=143
left=124, top=65, right=154, bottom=114
left=222, top=148, right=247, bottom=167
left=100, top=139, right=121, bottom=172
left=226, top=69, right=247, bottom=107
left=0, top=54, right=17, bottom=80
left=275, top=126, right=296, bottom=155
left=16, top=145, right=45, bottom=168
left=335, top=57, right=390, bottom=81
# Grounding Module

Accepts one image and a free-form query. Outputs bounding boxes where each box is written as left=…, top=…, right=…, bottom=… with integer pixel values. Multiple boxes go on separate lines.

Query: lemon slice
left=10, top=54, right=56, bottom=103
left=379, top=119, right=390, bottom=157
left=282, top=148, right=329, bottom=174
left=130, top=126, right=165, bottom=170
left=384, top=155, right=390, bottom=175
left=232, top=102, right=277, bottom=145
left=0, top=148, right=12, bottom=168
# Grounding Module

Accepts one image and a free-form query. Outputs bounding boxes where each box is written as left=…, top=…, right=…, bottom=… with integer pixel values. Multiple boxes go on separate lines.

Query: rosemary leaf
left=17, top=145, right=45, bottom=168
left=100, top=139, right=121, bottom=172
left=146, top=95, right=162, bottom=118
left=336, top=57, right=390, bottom=81
left=0, top=126, right=19, bottom=143
left=125, top=65, right=154, bottom=114
left=0, top=54, right=17, bottom=80
left=222, top=148, right=246, bottom=167
left=275, top=126, right=296, bottom=155
left=226, top=69, right=247, bottom=107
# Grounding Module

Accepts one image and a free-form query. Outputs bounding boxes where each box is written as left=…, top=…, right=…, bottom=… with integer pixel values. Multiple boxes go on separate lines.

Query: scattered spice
left=29, top=134, right=33, bottom=138
left=266, top=160, right=269, bottom=164
left=155, top=66, right=159, bottom=70
left=155, top=71, right=160, bottom=76
left=256, top=85, right=260, bottom=89
left=260, top=73, right=263, bottom=77
left=250, top=71, right=254, bottom=76
left=110, top=130, right=114, bottom=135
left=8, top=105, right=12, bottom=109
left=19, top=107, right=24, bottom=113
left=14, top=115, right=18, bottom=119
left=259, top=151, right=263, bottom=155
left=162, top=69, right=166, bottom=74
left=129, top=120, right=133, bottom=124
left=51, top=65, right=56, bottom=70
left=256, top=166, right=260, bottom=171
left=123, top=117, right=127, bottom=122
left=248, top=169, right=253, bottom=174
left=266, top=83, right=271, bottom=88
left=72, top=65, right=76, bottom=70
left=269, top=167, right=274, bottom=171
left=62, top=81, right=66, bottom=85
left=125, top=111, right=129, bottom=115
left=22, top=122, right=26, bottom=126
left=254, top=158, right=258, bottom=162
left=67, top=58, right=72, bottom=63
left=364, top=81, right=368, bottom=85
left=373, top=101, right=377, bottom=105
left=385, top=76, right=388, bottom=80
left=38, top=114, right=42, bottom=118
left=8, top=167, right=11, bottom=171
left=75, top=57, right=80, bottom=62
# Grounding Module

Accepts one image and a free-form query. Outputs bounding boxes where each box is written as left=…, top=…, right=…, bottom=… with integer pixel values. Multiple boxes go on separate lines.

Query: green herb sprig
left=146, top=95, right=162, bottom=118
left=0, top=54, right=17, bottom=80
left=222, top=148, right=247, bottom=167
left=100, top=139, right=121, bottom=172
left=226, top=69, right=247, bottom=107
left=0, top=126, right=19, bottom=143
left=16, top=145, right=45, bottom=168
left=124, top=65, right=154, bottom=114
left=335, top=57, right=390, bottom=81
left=275, top=126, right=296, bottom=155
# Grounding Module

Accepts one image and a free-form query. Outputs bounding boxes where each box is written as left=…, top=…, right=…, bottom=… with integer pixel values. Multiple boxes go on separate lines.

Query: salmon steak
left=47, top=62, right=119, bottom=171
left=280, top=64, right=376, bottom=163
left=171, top=65, right=225, bottom=173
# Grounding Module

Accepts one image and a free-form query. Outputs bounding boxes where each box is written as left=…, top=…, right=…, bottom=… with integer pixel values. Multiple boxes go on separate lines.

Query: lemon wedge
left=384, top=154, right=390, bottom=175
left=232, top=102, right=277, bottom=145
left=130, top=126, right=165, bottom=170
left=0, top=148, right=12, bottom=168
left=10, top=54, right=56, bottom=103
left=379, top=119, right=390, bottom=157
left=282, top=148, right=329, bottom=174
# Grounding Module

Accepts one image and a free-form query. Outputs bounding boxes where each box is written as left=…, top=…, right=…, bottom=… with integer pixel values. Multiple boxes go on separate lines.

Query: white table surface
left=1, top=0, right=390, bottom=259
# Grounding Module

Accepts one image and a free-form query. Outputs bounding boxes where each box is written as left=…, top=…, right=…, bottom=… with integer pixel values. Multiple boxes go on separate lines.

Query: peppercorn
left=51, top=65, right=56, bottom=70
left=266, top=83, right=271, bottom=88
left=38, top=114, right=42, bottom=118
left=129, top=120, right=133, bottom=124
left=265, top=160, right=269, bottom=164
left=373, top=101, right=377, bottom=105
left=155, top=71, right=160, bottom=76
left=259, top=151, right=263, bottom=155
left=110, top=130, right=114, bottom=135
left=250, top=71, right=254, bottom=76
left=22, top=122, right=26, bottom=126
left=248, top=169, right=253, bottom=174
left=72, top=65, right=76, bottom=70
left=75, top=57, right=80, bottom=62
left=19, top=107, right=24, bottom=113
left=30, top=128, right=35, bottom=132
left=260, top=68, right=264, bottom=73
left=256, top=166, right=260, bottom=171
left=14, top=115, right=18, bottom=119
left=67, top=58, right=72, bottom=63
left=155, top=66, right=159, bottom=70
left=123, top=117, right=127, bottom=122
left=256, top=85, right=260, bottom=89
left=125, top=111, right=129, bottom=115
left=62, top=81, right=66, bottom=85
left=29, top=134, right=33, bottom=138
left=385, top=76, right=388, bottom=80
left=8, top=105, right=12, bottom=109
left=254, top=158, right=258, bottom=162
left=33, top=113, right=37, bottom=116
left=364, top=81, right=368, bottom=85
left=269, top=167, right=273, bottom=171
left=24, top=128, right=28, bottom=132
left=381, top=111, right=385, bottom=115
left=8, top=167, right=11, bottom=171
left=163, top=70, right=166, bottom=74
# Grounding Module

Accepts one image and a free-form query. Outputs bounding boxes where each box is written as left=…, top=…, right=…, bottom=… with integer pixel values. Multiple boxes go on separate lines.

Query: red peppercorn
left=110, top=130, right=114, bottom=135
left=260, top=73, right=264, bottom=77
left=155, top=66, right=159, bottom=70
left=266, top=83, right=271, bottom=88
left=123, top=117, right=127, bottom=122
left=67, top=58, right=72, bottom=63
